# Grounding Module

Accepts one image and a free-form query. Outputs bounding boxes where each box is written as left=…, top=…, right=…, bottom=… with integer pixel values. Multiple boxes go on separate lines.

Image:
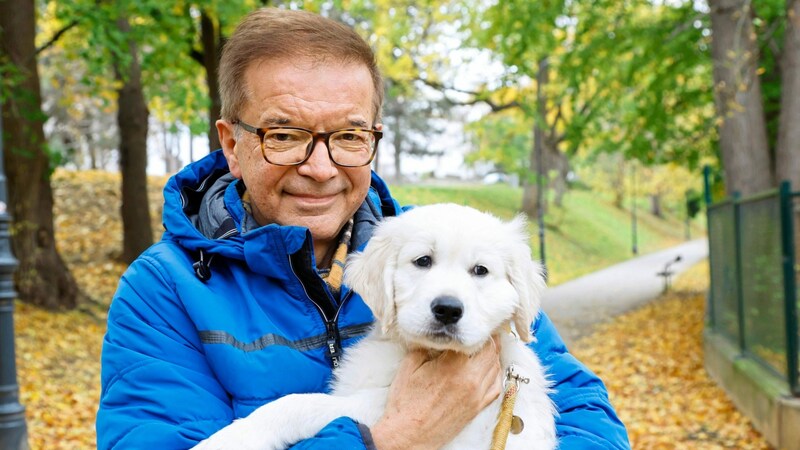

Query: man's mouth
left=287, top=192, right=338, bottom=206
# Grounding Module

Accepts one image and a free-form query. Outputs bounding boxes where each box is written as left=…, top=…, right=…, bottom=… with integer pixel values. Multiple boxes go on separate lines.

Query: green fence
left=706, top=181, right=799, bottom=396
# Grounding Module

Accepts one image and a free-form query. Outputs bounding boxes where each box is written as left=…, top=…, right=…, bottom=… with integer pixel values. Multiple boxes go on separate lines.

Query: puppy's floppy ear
left=344, top=229, right=398, bottom=335
left=504, top=214, right=547, bottom=343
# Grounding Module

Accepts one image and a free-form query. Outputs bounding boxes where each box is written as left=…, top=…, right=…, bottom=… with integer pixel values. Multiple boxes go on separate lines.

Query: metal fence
left=706, top=181, right=799, bottom=396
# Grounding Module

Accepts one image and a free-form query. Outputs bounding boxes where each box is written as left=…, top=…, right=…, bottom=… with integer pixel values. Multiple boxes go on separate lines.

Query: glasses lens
left=330, top=130, right=376, bottom=166
left=263, top=129, right=312, bottom=165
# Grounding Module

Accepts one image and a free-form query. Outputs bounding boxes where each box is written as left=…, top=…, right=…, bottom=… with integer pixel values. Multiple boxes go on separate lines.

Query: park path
left=541, top=238, right=709, bottom=346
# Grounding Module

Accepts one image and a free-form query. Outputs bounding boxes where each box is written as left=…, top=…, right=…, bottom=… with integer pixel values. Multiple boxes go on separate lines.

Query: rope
left=490, top=380, right=519, bottom=450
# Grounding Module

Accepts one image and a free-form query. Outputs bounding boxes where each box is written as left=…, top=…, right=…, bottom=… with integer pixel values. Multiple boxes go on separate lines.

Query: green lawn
left=389, top=183, right=704, bottom=285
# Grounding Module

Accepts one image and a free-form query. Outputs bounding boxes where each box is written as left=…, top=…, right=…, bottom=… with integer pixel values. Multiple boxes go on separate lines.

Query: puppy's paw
left=192, top=417, right=279, bottom=450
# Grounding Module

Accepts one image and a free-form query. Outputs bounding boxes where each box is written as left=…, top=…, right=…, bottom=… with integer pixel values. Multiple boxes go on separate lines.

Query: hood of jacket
left=161, top=150, right=403, bottom=274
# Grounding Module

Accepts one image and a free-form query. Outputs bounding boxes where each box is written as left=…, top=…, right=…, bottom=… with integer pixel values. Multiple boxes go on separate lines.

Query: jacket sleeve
left=97, top=254, right=371, bottom=450
left=530, top=312, right=631, bottom=449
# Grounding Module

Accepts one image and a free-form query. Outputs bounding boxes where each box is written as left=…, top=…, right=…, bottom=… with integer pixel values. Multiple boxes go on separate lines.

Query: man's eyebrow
left=258, top=117, right=290, bottom=126
left=257, top=117, right=370, bottom=128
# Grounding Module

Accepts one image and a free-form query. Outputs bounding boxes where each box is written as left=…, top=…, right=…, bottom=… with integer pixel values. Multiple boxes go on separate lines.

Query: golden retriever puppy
left=195, top=203, right=556, bottom=450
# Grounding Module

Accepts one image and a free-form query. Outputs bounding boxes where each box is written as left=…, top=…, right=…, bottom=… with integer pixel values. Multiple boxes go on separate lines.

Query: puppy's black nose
left=431, top=296, right=463, bottom=325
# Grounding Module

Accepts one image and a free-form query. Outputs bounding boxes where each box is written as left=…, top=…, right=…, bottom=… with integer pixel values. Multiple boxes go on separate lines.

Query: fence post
left=733, top=192, right=746, bottom=353
left=704, top=166, right=715, bottom=330
left=703, top=165, right=713, bottom=206
left=779, top=181, right=799, bottom=396
left=0, top=85, right=29, bottom=449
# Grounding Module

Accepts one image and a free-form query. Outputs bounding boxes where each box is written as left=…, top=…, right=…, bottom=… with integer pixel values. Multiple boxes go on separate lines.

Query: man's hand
left=370, top=338, right=502, bottom=450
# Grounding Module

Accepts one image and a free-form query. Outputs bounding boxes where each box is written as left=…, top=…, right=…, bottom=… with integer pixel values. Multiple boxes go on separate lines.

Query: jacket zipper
left=288, top=254, right=354, bottom=369
left=328, top=291, right=354, bottom=368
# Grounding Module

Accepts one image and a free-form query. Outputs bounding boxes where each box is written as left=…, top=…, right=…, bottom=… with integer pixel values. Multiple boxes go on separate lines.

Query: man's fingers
left=397, top=349, right=429, bottom=375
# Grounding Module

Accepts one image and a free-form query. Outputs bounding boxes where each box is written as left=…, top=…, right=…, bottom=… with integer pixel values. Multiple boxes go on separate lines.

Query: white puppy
left=195, top=203, right=557, bottom=450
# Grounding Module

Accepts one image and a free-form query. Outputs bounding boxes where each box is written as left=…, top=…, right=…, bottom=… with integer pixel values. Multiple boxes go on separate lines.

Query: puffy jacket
left=97, top=150, right=630, bottom=449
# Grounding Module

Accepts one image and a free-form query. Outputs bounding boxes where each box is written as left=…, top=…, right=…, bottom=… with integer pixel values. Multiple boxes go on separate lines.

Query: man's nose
left=297, top=139, right=337, bottom=181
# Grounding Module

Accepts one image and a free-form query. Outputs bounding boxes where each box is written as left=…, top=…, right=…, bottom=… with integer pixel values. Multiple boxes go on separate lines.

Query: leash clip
left=505, top=364, right=530, bottom=389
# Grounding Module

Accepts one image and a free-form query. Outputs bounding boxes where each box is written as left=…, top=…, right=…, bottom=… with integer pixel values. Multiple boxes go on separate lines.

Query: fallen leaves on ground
left=14, top=170, right=166, bottom=450
left=15, top=304, right=105, bottom=450
left=11, top=170, right=773, bottom=449
left=572, top=262, right=773, bottom=449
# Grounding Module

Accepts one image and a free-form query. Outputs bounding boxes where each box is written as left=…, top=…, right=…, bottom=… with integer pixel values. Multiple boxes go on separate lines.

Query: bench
left=656, top=255, right=682, bottom=292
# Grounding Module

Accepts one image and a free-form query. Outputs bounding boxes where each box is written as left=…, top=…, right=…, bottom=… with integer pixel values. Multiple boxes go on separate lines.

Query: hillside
left=391, top=182, right=703, bottom=285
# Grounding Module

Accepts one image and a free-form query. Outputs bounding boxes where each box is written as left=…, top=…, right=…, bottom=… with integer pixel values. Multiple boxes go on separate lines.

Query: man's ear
left=216, top=119, right=241, bottom=178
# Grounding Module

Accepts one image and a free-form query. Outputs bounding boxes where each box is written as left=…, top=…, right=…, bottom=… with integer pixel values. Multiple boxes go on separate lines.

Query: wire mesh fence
left=706, top=182, right=799, bottom=396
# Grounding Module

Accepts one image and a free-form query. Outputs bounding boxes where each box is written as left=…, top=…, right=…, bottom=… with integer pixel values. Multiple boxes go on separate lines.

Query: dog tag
left=510, top=415, right=524, bottom=434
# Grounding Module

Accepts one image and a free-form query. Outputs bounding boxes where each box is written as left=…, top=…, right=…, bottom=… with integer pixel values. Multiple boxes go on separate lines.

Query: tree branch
left=36, top=20, right=79, bottom=55
left=415, top=77, right=521, bottom=112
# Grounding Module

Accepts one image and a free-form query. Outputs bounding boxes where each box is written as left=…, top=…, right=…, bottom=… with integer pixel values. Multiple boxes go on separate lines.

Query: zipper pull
left=326, top=323, right=342, bottom=369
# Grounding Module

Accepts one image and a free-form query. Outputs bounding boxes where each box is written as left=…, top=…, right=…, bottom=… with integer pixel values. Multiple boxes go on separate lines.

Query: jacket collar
left=162, top=150, right=401, bottom=271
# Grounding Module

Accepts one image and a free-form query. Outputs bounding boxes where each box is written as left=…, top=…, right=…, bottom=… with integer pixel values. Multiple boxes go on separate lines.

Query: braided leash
left=490, top=365, right=529, bottom=450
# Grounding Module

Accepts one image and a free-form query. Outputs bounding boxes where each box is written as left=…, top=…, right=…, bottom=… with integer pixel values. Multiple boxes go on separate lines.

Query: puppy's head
left=344, top=204, right=546, bottom=353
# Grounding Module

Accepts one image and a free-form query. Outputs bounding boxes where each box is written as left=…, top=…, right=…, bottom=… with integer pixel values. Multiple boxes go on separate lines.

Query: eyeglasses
left=235, top=121, right=383, bottom=167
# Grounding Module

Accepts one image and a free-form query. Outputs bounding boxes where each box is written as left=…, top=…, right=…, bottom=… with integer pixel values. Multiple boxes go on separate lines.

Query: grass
left=390, top=182, right=703, bottom=285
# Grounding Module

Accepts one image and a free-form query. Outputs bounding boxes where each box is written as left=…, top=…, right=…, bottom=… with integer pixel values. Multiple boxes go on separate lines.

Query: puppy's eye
left=472, top=265, right=489, bottom=276
left=413, top=255, right=433, bottom=268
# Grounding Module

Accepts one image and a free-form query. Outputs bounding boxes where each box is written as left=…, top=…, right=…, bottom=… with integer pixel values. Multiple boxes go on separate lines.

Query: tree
left=184, top=2, right=268, bottom=153
left=47, top=1, right=157, bottom=264
left=465, top=109, right=531, bottom=179
left=704, top=0, right=800, bottom=198
left=471, top=0, right=620, bottom=215
left=708, top=0, right=774, bottom=196
left=336, top=0, right=463, bottom=180
left=381, top=80, right=447, bottom=181
left=189, top=9, right=223, bottom=153
left=0, top=0, right=80, bottom=309
left=114, top=16, right=153, bottom=263
left=776, top=0, right=800, bottom=190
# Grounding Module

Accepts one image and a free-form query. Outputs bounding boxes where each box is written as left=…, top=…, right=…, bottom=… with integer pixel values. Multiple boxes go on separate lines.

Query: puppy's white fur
left=195, top=204, right=557, bottom=450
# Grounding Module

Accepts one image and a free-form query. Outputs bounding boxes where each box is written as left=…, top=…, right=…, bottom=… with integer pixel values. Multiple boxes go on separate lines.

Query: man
left=97, top=8, right=630, bottom=449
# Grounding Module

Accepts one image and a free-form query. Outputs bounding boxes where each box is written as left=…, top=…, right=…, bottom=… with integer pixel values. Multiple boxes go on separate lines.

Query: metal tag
left=510, top=415, right=524, bottom=434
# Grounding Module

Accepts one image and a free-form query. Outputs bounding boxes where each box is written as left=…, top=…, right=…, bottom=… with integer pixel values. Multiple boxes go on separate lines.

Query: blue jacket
left=97, top=150, right=630, bottom=449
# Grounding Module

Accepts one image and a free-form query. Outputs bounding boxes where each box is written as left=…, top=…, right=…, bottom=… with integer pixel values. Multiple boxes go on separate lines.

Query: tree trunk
left=201, top=11, right=222, bottom=152
left=778, top=0, right=800, bottom=266
left=776, top=0, right=800, bottom=189
left=522, top=57, right=549, bottom=218
left=547, top=138, right=569, bottom=207
left=115, top=17, right=153, bottom=264
left=392, top=115, right=403, bottom=182
left=708, top=0, right=774, bottom=196
left=0, top=0, right=79, bottom=309
left=613, top=155, right=625, bottom=209
left=650, top=194, right=663, bottom=218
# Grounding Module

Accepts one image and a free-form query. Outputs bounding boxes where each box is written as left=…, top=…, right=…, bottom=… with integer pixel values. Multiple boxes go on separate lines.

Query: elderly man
left=97, top=8, right=629, bottom=450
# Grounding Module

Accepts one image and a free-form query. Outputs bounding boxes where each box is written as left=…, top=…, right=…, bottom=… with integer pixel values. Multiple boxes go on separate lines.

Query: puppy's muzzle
left=431, top=296, right=464, bottom=325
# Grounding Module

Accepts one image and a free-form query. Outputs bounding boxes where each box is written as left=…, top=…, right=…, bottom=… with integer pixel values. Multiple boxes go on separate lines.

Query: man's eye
left=270, top=133, right=299, bottom=142
left=472, top=265, right=489, bottom=276
left=413, top=255, right=432, bottom=268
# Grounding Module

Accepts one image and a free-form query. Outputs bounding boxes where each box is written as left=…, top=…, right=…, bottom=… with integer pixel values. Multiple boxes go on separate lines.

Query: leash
left=490, top=364, right=529, bottom=450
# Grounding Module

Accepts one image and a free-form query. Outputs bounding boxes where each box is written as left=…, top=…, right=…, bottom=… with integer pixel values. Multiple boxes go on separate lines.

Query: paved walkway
left=541, top=238, right=709, bottom=346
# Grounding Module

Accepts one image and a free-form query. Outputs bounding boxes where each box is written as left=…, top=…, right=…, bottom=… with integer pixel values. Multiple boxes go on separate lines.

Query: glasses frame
left=235, top=121, right=382, bottom=167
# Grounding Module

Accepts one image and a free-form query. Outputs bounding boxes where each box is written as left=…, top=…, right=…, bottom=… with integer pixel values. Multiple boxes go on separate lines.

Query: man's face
left=217, top=58, right=377, bottom=261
